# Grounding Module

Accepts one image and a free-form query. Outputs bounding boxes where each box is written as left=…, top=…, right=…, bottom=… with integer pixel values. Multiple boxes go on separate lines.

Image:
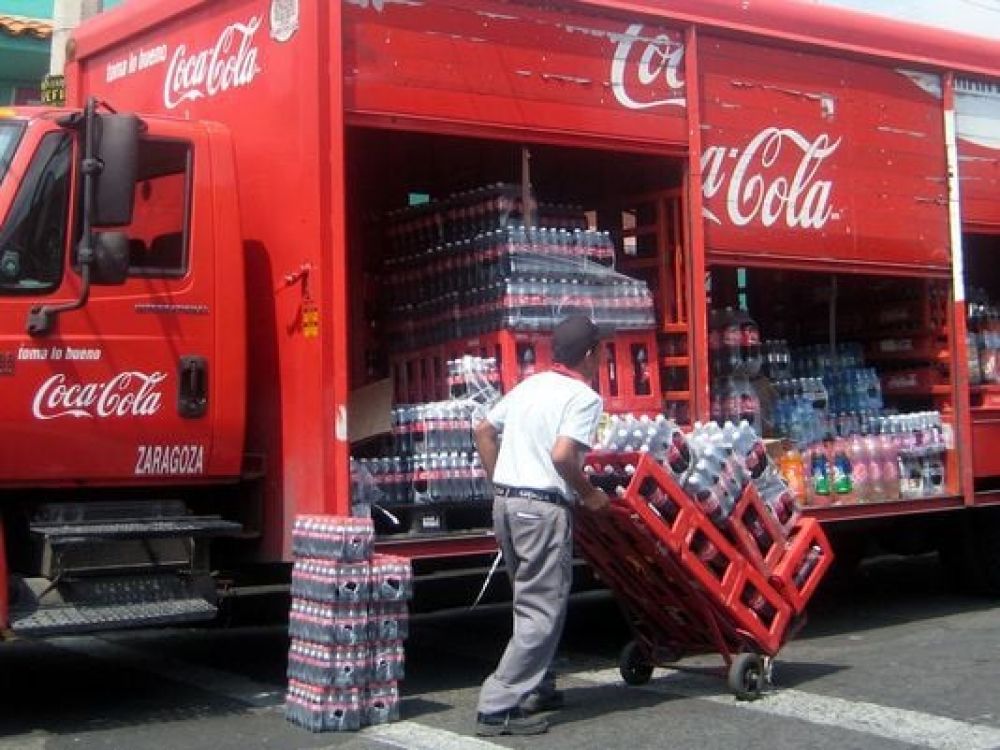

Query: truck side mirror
left=91, top=231, right=129, bottom=285
left=93, top=114, right=140, bottom=227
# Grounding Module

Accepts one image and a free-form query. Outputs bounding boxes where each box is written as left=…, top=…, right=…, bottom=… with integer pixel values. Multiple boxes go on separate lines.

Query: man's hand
left=580, top=487, right=611, bottom=512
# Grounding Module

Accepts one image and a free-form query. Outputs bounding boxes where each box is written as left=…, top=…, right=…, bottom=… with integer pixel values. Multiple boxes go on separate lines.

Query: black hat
left=552, top=314, right=602, bottom=366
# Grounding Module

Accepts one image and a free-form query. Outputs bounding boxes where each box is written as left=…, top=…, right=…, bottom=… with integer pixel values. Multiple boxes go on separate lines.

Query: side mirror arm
left=26, top=100, right=100, bottom=337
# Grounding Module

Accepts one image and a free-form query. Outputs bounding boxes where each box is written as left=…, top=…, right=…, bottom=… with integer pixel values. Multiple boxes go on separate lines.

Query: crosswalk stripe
left=361, top=722, right=507, bottom=750
left=572, top=667, right=1000, bottom=750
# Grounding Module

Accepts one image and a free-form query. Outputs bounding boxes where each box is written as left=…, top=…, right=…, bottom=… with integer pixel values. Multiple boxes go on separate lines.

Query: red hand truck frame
left=576, top=453, right=833, bottom=699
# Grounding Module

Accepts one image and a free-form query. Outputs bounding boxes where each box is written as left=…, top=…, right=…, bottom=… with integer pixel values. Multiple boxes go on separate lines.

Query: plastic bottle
left=809, top=447, right=832, bottom=506
left=737, top=308, right=762, bottom=376
left=831, top=436, right=855, bottom=504
left=848, top=431, right=869, bottom=502
left=880, top=418, right=901, bottom=500
left=684, top=466, right=725, bottom=526
left=778, top=443, right=808, bottom=502
left=633, top=345, right=652, bottom=396
left=519, top=344, right=536, bottom=380
left=721, top=307, right=742, bottom=374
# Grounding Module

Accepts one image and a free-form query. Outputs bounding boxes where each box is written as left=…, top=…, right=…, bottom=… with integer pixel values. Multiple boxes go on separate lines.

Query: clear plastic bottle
left=848, top=430, right=869, bottom=502
left=880, top=419, right=901, bottom=500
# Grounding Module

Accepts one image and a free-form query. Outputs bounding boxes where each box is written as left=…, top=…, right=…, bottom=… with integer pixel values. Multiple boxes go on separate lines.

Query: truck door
left=0, top=126, right=217, bottom=484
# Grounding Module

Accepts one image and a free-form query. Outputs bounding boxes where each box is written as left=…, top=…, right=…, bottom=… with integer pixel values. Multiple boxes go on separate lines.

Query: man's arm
left=552, top=436, right=610, bottom=511
left=474, top=419, right=501, bottom=481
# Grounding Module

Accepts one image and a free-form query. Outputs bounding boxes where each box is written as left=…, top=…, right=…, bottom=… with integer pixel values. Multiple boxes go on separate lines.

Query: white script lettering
left=700, top=127, right=842, bottom=230
left=610, top=24, right=685, bottom=111
left=32, top=371, right=167, bottom=420
left=164, top=17, right=262, bottom=109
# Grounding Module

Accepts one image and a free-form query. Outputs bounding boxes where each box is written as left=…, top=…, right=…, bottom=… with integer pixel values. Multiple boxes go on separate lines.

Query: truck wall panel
left=343, top=0, right=688, bottom=148
left=71, top=0, right=341, bottom=558
left=699, top=36, right=950, bottom=269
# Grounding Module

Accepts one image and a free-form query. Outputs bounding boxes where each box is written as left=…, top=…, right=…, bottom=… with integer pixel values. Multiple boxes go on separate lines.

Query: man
left=474, top=314, right=612, bottom=737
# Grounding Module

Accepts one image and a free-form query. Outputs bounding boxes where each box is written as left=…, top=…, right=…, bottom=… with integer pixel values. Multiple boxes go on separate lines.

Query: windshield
left=0, top=121, right=26, bottom=183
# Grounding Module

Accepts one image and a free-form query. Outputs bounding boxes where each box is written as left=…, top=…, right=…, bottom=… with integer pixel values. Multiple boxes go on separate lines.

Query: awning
left=0, top=14, right=53, bottom=40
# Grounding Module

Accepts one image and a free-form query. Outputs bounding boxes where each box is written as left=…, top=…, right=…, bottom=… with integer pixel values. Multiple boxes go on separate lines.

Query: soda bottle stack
left=355, top=400, right=492, bottom=508
left=287, top=516, right=413, bottom=733
left=889, top=412, right=948, bottom=499
left=447, top=356, right=501, bottom=403
left=967, top=287, right=1000, bottom=386
left=708, top=307, right=763, bottom=433
left=382, top=184, right=655, bottom=351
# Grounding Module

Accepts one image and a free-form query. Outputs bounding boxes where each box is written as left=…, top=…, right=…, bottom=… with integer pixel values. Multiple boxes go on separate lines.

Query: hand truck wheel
left=619, top=640, right=654, bottom=686
left=728, top=652, right=765, bottom=701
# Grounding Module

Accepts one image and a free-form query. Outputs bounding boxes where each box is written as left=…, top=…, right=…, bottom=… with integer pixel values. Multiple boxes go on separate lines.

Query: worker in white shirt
left=474, top=314, right=611, bottom=737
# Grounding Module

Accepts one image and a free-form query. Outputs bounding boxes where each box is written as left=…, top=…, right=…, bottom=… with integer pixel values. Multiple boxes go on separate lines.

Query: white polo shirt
left=487, top=370, right=603, bottom=500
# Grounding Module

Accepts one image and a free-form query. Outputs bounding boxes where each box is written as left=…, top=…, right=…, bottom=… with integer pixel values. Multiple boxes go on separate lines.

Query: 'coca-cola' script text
left=164, top=16, right=262, bottom=109
left=32, top=372, right=168, bottom=420
left=610, top=24, right=685, bottom=111
left=701, top=127, right=842, bottom=230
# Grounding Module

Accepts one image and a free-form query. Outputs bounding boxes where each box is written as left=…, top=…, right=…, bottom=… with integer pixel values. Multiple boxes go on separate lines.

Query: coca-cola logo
left=701, top=127, right=842, bottom=230
left=164, top=16, right=263, bottom=110
left=610, top=24, right=685, bottom=111
left=32, top=372, right=167, bottom=420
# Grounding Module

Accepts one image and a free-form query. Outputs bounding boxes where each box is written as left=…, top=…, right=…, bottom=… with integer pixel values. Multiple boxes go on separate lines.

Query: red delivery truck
left=0, top=0, right=998, bottom=637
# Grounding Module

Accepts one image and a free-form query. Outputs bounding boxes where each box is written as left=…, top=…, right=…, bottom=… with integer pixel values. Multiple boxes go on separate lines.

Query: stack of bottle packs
left=286, top=516, right=414, bottom=732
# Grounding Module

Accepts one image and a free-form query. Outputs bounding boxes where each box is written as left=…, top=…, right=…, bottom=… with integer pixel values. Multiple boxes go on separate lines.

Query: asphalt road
left=1, top=554, right=998, bottom=750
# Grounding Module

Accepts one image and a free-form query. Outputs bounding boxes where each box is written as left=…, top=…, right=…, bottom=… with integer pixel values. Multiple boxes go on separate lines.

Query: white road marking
left=0, top=733, right=46, bottom=750
left=572, top=667, right=1000, bottom=750
left=47, top=636, right=284, bottom=709
left=43, top=631, right=1000, bottom=750
left=362, top=722, right=506, bottom=750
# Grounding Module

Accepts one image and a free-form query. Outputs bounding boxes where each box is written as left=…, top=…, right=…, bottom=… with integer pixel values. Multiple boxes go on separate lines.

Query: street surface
left=1, top=554, right=998, bottom=750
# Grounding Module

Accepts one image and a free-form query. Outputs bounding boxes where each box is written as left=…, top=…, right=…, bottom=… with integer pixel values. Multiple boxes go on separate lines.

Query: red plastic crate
left=724, top=484, right=789, bottom=576
left=580, top=453, right=796, bottom=657
left=767, top=517, right=835, bottom=614
left=427, top=328, right=661, bottom=413
left=391, top=346, right=446, bottom=403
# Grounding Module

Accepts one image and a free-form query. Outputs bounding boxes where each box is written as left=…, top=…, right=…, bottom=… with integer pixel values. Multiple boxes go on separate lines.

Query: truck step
left=31, top=517, right=242, bottom=544
left=10, top=598, right=217, bottom=637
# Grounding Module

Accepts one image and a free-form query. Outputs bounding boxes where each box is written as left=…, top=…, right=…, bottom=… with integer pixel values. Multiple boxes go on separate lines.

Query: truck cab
left=0, top=104, right=247, bottom=636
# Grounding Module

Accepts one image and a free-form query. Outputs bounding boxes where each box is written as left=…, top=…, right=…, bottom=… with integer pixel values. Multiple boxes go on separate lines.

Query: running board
left=9, top=574, right=218, bottom=637
left=28, top=502, right=242, bottom=580
left=31, top=517, right=242, bottom=544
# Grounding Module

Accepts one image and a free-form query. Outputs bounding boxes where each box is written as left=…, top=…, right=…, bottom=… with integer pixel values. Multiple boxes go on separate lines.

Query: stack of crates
left=581, top=452, right=833, bottom=656
left=286, top=516, right=414, bottom=732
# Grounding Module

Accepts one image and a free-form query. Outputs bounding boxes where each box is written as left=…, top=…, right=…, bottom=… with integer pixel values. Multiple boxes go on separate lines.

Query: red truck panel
left=0, top=119, right=242, bottom=485
left=343, top=0, right=687, bottom=148
left=68, top=0, right=349, bottom=558
left=699, top=36, right=949, bottom=270
left=956, top=79, right=1000, bottom=230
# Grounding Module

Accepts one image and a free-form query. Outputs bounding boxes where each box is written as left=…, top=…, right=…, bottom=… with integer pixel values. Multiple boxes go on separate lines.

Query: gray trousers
left=477, top=496, right=573, bottom=714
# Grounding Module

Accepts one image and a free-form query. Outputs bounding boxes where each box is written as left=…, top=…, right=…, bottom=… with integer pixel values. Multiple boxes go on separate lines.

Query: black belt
left=495, top=484, right=573, bottom=507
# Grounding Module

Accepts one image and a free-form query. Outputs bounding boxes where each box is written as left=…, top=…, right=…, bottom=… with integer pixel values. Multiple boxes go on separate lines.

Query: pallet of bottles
left=391, top=328, right=662, bottom=414
left=578, top=453, right=833, bottom=660
left=286, top=516, right=414, bottom=733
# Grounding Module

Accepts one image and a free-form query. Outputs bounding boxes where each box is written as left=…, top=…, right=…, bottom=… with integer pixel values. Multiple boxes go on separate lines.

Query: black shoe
left=475, top=708, right=549, bottom=736
left=519, top=689, right=565, bottom=713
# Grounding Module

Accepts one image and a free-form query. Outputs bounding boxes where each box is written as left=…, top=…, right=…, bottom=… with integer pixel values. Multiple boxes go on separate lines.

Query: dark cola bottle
left=633, top=345, right=652, bottom=396
left=742, top=587, right=777, bottom=623
left=793, top=544, right=824, bottom=588
left=666, top=425, right=692, bottom=476
left=639, top=477, right=678, bottom=523
left=744, top=506, right=775, bottom=555
left=693, top=534, right=729, bottom=578
left=519, top=344, right=537, bottom=380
